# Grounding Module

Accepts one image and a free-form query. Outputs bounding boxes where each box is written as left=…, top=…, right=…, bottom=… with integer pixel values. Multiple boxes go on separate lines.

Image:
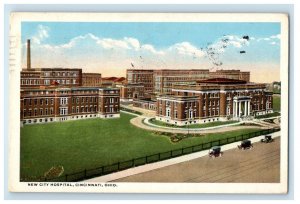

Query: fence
left=43, top=128, right=280, bottom=182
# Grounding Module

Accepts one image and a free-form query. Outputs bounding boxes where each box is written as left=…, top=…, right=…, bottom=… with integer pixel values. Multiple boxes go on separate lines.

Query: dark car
left=238, top=140, right=253, bottom=150
left=209, top=146, right=223, bottom=158
left=261, top=135, right=274, bottom=143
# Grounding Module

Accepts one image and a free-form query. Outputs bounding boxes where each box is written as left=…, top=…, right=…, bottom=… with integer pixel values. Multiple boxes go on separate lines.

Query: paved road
left=114, top=137, right=280, bottom=183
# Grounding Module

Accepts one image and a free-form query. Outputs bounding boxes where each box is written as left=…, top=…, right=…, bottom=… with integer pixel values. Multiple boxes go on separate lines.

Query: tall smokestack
left=27, top=39, right=31, bottom=70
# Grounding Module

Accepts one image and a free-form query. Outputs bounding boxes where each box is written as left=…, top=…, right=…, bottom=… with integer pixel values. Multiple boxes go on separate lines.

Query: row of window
left=23, top=108, right=54, bottom=117
left=43, top=72, right=78, bottom=77
left=21, top=79, right=78, bottom=85
left=159, top=108, right=220, bottom=118
left=23, top=105, right=119, bottom=117
left=24, top=98, right=54, bottom=106
left=23, top=97, right=119, bottom=106
left=44, top=79, right=77, bottom=85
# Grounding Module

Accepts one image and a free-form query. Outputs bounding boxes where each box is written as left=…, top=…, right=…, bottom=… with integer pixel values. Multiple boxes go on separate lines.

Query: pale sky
left=21, top=22, right=281, bottom=83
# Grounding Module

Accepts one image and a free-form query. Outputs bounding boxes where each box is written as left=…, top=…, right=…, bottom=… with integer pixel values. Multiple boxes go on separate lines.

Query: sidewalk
left=84, top=131, right=280, bottom=182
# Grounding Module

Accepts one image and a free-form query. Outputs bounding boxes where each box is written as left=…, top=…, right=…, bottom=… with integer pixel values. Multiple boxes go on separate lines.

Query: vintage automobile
left=208, top=146, right=223, bottom=158
left=238, top=140, right=253, bottom=150
left=260, top=135, right=274, bottom=143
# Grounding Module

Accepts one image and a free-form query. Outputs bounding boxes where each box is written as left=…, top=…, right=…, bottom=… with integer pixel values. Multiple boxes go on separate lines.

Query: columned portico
left=233, top=96, right=251, bottom=120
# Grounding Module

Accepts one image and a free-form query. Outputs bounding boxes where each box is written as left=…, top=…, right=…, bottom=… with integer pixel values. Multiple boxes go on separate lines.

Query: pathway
left=130, top=116, right=265, bottom=134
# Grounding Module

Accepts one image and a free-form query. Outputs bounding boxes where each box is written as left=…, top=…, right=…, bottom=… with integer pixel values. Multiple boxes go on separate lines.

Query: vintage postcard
left=9, top=12, right=289, bottom=193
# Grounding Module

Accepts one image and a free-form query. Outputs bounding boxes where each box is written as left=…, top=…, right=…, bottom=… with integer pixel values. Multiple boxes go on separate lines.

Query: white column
left=238, top=101, right=241, bottom=117
left=235, top=101, right=238, bottom=118
left=233, top=101, right=235, bottom=117
left=248, top=101, right=250, bottom=116
left=244, top=101, right=247, bottom=116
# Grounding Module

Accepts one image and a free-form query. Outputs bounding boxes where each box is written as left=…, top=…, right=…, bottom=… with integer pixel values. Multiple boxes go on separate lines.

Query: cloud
left=257, top=34, right=280, bottom=42
left=23, top=30, right=280, bottom=76
left=270, top=41, right=277, bottom=45
left=210, top=35, right=250, bottom=53
left=170, top=42, right=205, bottom=57
left=32, top=25, right=50, bottom=44
left=270, top=34, right=280, bottom=39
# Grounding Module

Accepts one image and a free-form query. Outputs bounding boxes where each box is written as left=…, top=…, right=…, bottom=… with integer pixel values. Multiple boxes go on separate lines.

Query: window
left=110, top=107, right=114, bottom=112
left=175, top=110, right=178, bottom=118
left=166, top=108, right=170, bottom=117
left=50, top=108, right=53, bottom=115
left=76, top=106, right=79, bottom=113
left=45, top=108, right=48, bottom=115
left=50, top=99, right=54, bottom=105
left=60, top=97, right=68, bottom=105
left=34, top=108, right=37, bottom=116
left=40, top=108, right=43, bottom=115
left=34, top=99, right=38, bottom=105
left=40, top=99, right=43, bottom=105
left=110, top=98, right=114, bottom=103
left=45, top=99, right=48, bottom=105
left=60, top=107, right=68, bottom=115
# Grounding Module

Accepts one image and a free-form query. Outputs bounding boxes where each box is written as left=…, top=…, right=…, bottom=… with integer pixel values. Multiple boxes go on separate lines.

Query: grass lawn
left=255, top=112, right=281, bottom=119
left=20, top=113, right=262, bottom=181
left=148, top=118, right=239, bottom=129
left=273, top=95, right=281, bottom=112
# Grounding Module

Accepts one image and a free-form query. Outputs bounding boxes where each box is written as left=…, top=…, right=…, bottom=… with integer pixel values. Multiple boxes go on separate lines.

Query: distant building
left=133, top=98, right=157, bottom=111
left=153, top=69, right=210, bottom=94
left=116, top=83, right=145, bottom=102
left=208, top=69, right=250, bottom=82
left=21, top=68, right=83, bottom=88
left=156, top=78, right=273, bottom=126
left=126, top=69, right=154, bottom=95
left=126, top=68, right=250, bottom=96
left=20, top=87, right=120, bottom=125
left=82, top=73, right=102, bottom=87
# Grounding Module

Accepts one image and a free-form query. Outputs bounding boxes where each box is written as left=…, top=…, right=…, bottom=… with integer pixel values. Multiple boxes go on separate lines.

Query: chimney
left=27, top=39, right=31, bottom=70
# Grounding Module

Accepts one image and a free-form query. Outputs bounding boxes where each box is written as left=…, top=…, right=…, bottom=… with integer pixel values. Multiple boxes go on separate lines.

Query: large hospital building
left=156, top=78, right=273, bottom=126
left=20, top=40, right=120, bottom=125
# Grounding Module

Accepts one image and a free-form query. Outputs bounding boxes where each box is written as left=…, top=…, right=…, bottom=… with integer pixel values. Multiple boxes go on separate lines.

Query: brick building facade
left=117, top=83, right=145, bottom=102
left=208, top=69, right=250, bottom=82
left=21, top=68, right=83, bottom=88
left=20, top=87, right=120, bottom=125
left=82, top=73, right=102, bottom=87
left=156, top=78, right=273, bottom=126
left=126, top=69, right=154, bottom=95
left=126, top=69, right=251, bottom=97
